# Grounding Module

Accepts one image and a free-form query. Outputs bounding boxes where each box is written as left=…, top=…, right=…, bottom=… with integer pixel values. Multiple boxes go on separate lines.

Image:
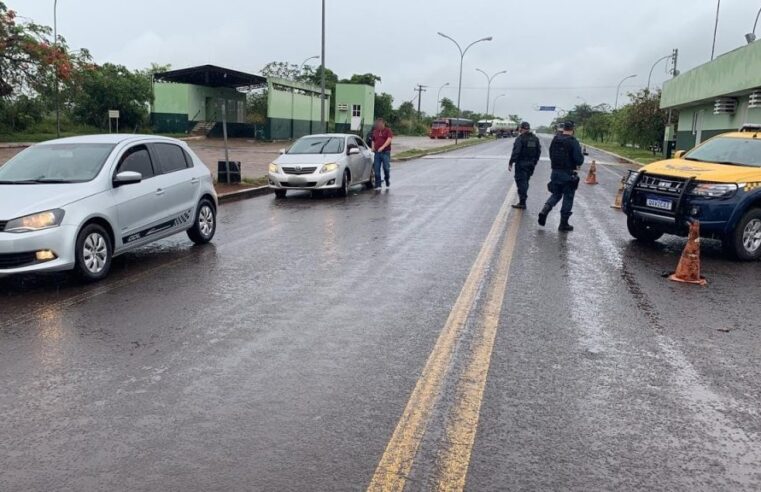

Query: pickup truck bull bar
left=628, top=170, right=696, bottom=226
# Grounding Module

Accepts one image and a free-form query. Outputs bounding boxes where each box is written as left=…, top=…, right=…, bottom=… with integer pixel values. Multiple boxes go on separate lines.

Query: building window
left=352, top=104, right=361, bottom=117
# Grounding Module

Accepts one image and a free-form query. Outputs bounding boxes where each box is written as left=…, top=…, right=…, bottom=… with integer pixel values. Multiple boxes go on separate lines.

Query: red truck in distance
left=429, top=118, right=475, bottom=139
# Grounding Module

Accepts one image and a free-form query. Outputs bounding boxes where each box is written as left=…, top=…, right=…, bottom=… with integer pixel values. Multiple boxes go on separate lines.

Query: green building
left=151, top=65, right=266, bottom=137
left=661, top=41, right=761, bottom=150
left=334, top=83, right=375, bottom=136
left=266, top=78, right=330, bottom=140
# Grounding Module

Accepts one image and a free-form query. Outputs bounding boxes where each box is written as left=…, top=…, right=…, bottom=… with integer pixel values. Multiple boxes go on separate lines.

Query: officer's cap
left=520, top=121, right=531, bottom=130
left=562, top=121, right=575, bottom=131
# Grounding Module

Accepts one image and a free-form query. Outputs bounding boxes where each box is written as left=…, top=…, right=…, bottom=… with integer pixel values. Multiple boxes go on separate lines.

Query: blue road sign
left=538, top=106, right=557, bottom=112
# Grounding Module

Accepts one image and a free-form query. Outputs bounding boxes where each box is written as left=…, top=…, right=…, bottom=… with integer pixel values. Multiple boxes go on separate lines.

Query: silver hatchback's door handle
left=191, top=177, right=200, bottom=185
left=156, top=188, right=165, bottom=196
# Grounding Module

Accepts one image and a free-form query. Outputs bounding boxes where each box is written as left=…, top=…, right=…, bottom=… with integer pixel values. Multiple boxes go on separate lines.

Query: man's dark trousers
left=545, top=169, right=577, bottom=219
left=514, top=161, right=536, bottom=203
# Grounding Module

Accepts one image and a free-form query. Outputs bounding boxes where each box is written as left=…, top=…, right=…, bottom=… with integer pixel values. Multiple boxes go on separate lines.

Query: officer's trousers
left=514, top=161, right=536, bottom=202
left=544, top=169, right=577, bottom=219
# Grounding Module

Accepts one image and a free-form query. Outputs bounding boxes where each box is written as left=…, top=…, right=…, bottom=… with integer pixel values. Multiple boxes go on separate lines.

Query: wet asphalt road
left=2, top=137, right=761, bottom=491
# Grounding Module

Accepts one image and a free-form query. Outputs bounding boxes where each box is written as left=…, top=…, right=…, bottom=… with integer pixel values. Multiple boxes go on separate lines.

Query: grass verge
left=581, top=139, right=663, bottom=165
left=394, top=137, right=493, bottom=160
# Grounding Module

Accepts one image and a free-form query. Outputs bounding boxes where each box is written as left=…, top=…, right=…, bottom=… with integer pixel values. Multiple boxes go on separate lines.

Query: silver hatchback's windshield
left=0, top=143, right=115, bottom=184
left=685, top=137, right=761, bottom=167
left=287, top=137, right=345, bottom=155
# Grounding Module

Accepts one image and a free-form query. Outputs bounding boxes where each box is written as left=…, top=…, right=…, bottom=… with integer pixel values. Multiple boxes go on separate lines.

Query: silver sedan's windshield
left=287, top=137, right=345, bottom=155
left=0, top=143, right=115, bottom=184
left=685, top=137, right=761, bottom=167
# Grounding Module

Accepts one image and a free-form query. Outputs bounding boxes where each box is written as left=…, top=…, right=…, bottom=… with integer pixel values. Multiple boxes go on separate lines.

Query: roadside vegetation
left=394, top=137, right=491, bottom=160
left=554, top=89, right=673, bottom=164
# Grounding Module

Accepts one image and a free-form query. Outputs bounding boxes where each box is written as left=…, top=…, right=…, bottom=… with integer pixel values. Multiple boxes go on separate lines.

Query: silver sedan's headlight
left=320, top=163, right=339, bottom=174
left=268, top=163, right=281, bottom=174
left=5, top=209, right=65, bottom=233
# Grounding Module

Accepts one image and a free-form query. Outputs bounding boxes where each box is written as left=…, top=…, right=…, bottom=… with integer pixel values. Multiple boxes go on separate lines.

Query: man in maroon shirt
left=371, top=117, right=393, bottom=190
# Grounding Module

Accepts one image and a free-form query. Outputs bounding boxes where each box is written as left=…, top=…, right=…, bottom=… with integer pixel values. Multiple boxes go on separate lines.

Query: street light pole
left=745, top=6, right=761, bottom=44
left=436, top=82, right=450, bottom=117
left=711, top=0, right=721, bottom=60
left=438, top=32, right=493, bottom=144
left=492, top=94, right=506, bottom=117
left=320, top=0, right=326, bottom=132
left=614, top=74, right=637, bottom=110
left=475, top=68, right=507, bottom=115
left=647, top=54, right=672, bottom=91
left=54, top=0, right=60, bottom=138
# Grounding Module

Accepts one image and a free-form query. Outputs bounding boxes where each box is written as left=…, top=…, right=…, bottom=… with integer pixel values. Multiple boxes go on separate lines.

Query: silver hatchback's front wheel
left=74, top=223, right=112, bottom=282
left=187, top=198, right=217, bottom=245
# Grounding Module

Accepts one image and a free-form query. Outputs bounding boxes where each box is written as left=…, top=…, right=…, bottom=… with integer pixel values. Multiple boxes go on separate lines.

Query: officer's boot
left=538, top=204, right=551, bottom=227
left=512, top=198, right=527, bottom=210
left=558, top=216, right=574, bottom=232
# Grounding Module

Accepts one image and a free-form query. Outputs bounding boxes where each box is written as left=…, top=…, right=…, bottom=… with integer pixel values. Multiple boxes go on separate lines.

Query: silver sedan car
left=0, top=135, right=217, bottom=282
left=268, top=133, right=375, bottom=198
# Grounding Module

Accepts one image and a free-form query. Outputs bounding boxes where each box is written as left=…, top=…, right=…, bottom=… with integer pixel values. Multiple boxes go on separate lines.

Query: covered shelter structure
left=151, top=64, right=267, bottom=138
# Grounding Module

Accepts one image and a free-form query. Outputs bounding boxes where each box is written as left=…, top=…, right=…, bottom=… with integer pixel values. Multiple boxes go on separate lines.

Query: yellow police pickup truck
left=622, top=125, right=761, bottom=260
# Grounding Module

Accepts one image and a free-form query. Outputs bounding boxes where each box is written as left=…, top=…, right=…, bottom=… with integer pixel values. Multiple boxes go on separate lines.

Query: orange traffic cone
left=669, top=221, right=707, bottom=286
left=611, top=177, right=625, bottom=209
left=585, top=160, right=598, bottom=185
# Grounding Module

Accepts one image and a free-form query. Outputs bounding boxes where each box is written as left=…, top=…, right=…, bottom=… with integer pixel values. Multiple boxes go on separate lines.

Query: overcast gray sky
left=11, top=0, right=755, bottom=125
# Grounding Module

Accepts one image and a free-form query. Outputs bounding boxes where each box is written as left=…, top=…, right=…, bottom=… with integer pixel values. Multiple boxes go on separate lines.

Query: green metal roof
left=661, top=41, right=761, bottom=109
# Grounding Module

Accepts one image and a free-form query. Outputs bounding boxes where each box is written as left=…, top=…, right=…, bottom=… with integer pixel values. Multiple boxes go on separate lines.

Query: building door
left=351, top=104, right=362, bottom=131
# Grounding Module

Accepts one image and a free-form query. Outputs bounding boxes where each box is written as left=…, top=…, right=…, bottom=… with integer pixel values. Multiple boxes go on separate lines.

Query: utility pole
left=415, top=84, right=427, bottom=118
left=670, top=48, right=679, bottom=77
left=320, top=0, right=326, bottom=132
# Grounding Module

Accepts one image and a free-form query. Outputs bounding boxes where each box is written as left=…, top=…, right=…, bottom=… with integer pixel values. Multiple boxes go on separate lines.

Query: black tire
left=365, top=168, right=376, bottom=190
left=723, top=208, right=761, bottom=261
left=627, top=216, right=664, bottom=243
left=337, top=170, right=350, bottom=197
left=274, top=189, right=287, bottom=199
left=74, top=223, right=112, bottom=282
left=187, top=198, right=216, bottom=245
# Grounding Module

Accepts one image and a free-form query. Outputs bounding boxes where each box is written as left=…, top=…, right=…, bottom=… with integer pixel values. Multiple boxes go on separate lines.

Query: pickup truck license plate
left=646, top=197, right=673, bottom=211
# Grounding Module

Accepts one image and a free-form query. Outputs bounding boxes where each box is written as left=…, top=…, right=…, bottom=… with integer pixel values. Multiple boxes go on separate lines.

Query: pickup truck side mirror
left=674, top=150, right=686, bottom=159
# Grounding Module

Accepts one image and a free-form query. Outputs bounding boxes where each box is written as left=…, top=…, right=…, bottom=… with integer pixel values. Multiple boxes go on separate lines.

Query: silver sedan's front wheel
left=75, top=223, right=112, bottom=282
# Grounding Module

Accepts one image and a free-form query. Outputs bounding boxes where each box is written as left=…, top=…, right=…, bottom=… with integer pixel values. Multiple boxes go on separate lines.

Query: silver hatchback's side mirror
left=113, top=170, right=142, bottom=187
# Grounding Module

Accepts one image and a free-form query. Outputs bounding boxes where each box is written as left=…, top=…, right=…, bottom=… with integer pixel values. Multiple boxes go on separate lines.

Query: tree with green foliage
left=374, top=92, right=394, bottom=123
left=613, top=89, right=668, bottom=148
left=342, top=73, right=381, bottom=87
left=69, top=63, right=152, bottom=130
left=438, top=97, right=458, bottom=118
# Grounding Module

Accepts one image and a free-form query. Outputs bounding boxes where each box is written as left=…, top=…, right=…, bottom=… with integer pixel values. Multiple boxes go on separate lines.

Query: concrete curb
left=583, top=143, right=643, bottom=167
left=218, top=186, right=272, bottom=204
left=0, top=143, right=32, bottom=149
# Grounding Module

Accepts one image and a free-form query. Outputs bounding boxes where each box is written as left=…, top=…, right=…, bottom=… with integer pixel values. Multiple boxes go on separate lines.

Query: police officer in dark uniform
left=508, top=121, right=542, bottom=209
left=539, top=121, right=584, bottom=232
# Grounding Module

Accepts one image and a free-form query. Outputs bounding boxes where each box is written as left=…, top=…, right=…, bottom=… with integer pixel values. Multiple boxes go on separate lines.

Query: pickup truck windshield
left=0, top=143, right=115, bottom=183
left=685, top=137, right=761, bottom=167
left=288, top=137, right=345, bottom=155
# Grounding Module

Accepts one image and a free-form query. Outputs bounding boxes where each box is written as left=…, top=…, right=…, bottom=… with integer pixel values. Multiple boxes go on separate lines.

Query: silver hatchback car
left=0, top=135, right=217, bottom=282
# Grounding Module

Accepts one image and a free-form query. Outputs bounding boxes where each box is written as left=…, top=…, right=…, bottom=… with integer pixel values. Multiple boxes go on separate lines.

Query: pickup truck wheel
left=627, top=216, right=663, bottom=242
left=724, top=208, right=761, bottom=261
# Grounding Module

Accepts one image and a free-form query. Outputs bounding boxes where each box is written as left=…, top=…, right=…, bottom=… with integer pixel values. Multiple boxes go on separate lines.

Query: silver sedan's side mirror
left=113, top=171, right=142, bottom=187
left=348, top=147, right=360, bottom=156
left=279, top=148, right=287, bottom=155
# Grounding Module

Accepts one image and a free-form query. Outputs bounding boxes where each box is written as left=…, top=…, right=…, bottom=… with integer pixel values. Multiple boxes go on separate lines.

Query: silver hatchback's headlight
left=5, top=209, right=65, bottom=233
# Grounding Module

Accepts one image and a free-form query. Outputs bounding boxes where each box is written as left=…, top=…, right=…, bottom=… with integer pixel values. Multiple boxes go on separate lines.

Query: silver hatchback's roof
left=36, top=134, right=185, bottom=146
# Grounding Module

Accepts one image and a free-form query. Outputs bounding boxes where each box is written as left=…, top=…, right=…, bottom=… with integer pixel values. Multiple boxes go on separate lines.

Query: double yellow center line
left=368, top=185, right=522, bottom=491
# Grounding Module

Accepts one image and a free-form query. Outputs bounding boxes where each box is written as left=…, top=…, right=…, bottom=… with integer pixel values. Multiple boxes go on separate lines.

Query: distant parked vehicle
left=429, top=118, right=475, bottom=139
left=267, top=134, right=375, bottom=198
left=0, top=135, right=217, bottom=282
left=489, top=119, right=518, bottom=138
left=477, top=120, right=493, bottom=138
